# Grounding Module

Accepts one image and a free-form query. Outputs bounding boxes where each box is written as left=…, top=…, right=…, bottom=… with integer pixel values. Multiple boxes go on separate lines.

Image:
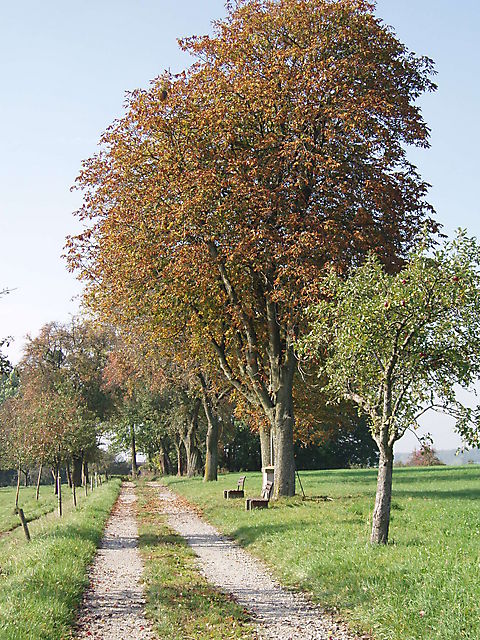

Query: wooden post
left=35, top=463, right=43, bottom=500
left=16, top=508, right=31, bottom=542
left=66, top=464, right=72, bottom=489
left=15, top=466, right=21, bottom=509
left=57, top=466, right=62, bottom=517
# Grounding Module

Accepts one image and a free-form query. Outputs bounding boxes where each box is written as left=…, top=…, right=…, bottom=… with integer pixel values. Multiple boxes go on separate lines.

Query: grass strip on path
left=0, top=478, right=121, bottom=640
left=163, top=467, right=480, bottom=640
left=136, top=483, right=258, bottom=640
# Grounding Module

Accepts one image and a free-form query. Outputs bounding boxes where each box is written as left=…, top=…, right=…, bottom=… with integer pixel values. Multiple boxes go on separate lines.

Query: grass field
left=0, top=478, right=121, bottom=640
left=163, top=466, right=480, bottom=640
left=0, top=485, right=61, bottom=535
left=136, top=483, right=257, bottom=640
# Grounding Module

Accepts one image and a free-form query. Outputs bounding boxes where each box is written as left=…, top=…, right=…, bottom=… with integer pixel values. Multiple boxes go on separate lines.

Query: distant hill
left=395, top=448, right=480, bottom=466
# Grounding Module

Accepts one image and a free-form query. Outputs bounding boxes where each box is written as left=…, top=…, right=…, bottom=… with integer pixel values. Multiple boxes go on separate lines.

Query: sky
left=1, top=1, right=479, bottom=453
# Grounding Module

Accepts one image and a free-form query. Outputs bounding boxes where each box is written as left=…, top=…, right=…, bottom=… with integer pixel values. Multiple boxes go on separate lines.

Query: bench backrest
left=237, top=476, right=246, bottom=490
left=261, top=481, right=273, bottom=500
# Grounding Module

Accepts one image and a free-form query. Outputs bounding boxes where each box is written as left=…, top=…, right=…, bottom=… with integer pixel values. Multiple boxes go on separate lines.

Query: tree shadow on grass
left=138, top=531, right=186, bottom=549
left=394, top=486, right=480, bottom=501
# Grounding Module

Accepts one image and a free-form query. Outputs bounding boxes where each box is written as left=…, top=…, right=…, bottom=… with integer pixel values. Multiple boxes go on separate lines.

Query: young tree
left=301, top=231, right=480, bottom=543
left=67, top=0, right=437, bottom=497
left=20, top=318, right=113, bottom=495
left=406, top=446, right=444, bottom=467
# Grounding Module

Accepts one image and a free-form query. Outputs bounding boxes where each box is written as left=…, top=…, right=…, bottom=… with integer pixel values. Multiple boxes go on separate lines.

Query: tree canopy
left=67, top=0, right=437, bottom=497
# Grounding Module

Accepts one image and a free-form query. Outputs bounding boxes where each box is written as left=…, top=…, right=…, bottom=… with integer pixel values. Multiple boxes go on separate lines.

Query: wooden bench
left=245, top=481, right=273, bottom=510
left=224, top=475, right=246, bottom=499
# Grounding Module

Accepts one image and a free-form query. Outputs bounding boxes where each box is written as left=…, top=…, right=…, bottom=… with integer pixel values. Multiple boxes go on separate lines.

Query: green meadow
left=0, top=485, right=59, bottom=535
left=163, top=466, right=480, bottom=640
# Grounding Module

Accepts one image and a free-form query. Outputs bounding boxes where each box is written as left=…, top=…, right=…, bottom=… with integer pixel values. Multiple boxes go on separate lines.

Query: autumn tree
left=103, top=333, right=211, bottom=478
left=406, top=446, right=444, bottom=467
left=301, top=231, right=480, bottom=543
left=0, top=395, right=36, bottom=507
left=67, top=0, right=437, bottom=497
left=20, top=318, right=113, bottom=492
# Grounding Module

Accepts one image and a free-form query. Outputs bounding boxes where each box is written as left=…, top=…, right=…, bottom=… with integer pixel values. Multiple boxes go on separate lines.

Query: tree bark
left=22, top=469, right=29, bottom=487
left=371, top=444, right=394, bottom=544
left=199, top=375, right=220, bottom=482
left=259, top=425, right=271, bottom=468
left=72, top=481, right=77, bottom=508
left=130, top=424, right=138, bottom=478
left=82, top=459, right=89, bottom=486
left=272, top=383, right=296, bottom=498
left=270, top=343, right=296, bottom=498
left=158, top=439, right=172, bottom=475
left=35, top=463, right=43, bottom=500
left=182, top=398, right=202, bottom=478
left=175, top=441, right=184, bottom=476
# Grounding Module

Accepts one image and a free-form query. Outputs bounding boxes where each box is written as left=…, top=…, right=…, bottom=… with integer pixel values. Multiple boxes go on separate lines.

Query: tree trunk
left=52, top=467, right=58, bottom=495
left=272, top=390, right=296, bottom=498
left=35, top=463, right=43, bottom=500
left=199, top=377, right=220, bottom=482
left=371, top=445, right=394, bottom=544
left=15, top=466, right=21, bottom=509
left=204, top=418, right=219, bottom=481
left=66, top=464, right=72, bottom=489
left=259, top=425, right=271, bottom=468
left=22, top=469, right=29, bottom=487
left=130, top=424, right=138, bottom=478
left=82, top=459, right=89, bottom=487
left=175, top=442, right=184, bottom=476
left=271, top=345, right=296, bottom=499
left=72, top=481, right=77, bottom=508
left=57, top=465, right=62, bottom=517
left=182, top=398, right=202, bottom=478
left=158, top=439, right=172, bottom=476
left=72, top=455, right=83, bottom=487
left=183, top=431, right=201, bottom=477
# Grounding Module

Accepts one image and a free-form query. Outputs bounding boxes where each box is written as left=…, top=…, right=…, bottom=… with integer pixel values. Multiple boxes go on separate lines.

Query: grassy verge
left=0, top=478, right=121, bottom=640
left=0, top=485, right=60, bottom=534
left=136, top=483, right=257, bottom=640
left=162, top=466, right=480, bottom=640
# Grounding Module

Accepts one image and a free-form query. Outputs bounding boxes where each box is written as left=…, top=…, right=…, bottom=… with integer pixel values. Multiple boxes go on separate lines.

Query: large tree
left=301, top=232, right=480, bottom=543
left=67, top=0, right=437, bottom=497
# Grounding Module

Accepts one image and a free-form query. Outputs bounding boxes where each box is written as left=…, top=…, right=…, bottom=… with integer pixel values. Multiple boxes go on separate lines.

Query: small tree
left=301, top=231, right=480, bottom=544
left=406, top=446, right=444, bottom=467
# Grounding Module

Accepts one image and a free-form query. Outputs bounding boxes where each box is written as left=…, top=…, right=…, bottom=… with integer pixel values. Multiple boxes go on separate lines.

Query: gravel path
left=152, top=483, right=361, bottom=640
left=75, top=482, right=156, bottom=640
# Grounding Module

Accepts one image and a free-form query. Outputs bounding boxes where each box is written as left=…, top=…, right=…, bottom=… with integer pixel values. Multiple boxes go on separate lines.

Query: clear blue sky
left=1, top=1, right=479, bottom=452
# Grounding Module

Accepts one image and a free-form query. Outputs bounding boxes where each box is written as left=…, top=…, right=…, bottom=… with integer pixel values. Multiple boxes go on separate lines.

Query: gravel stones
left=75, top=482, right=156, bottom=640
